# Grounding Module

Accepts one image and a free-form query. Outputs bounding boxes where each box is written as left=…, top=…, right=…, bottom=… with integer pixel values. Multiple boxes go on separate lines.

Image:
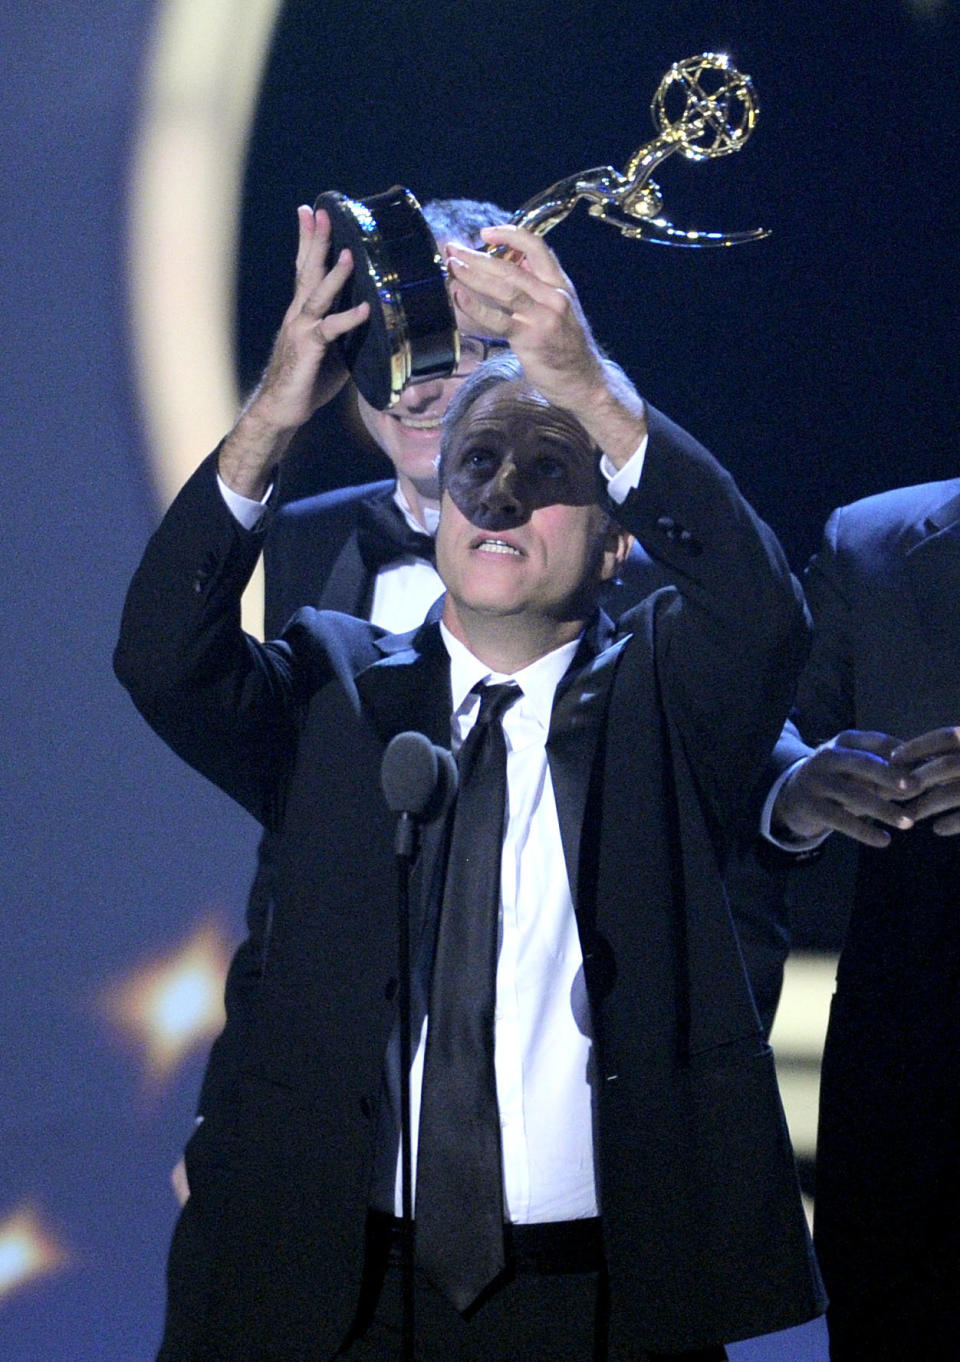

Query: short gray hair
left=437, top=350, right=634, bottom=484
left=422, top=198, right=510, bottom=249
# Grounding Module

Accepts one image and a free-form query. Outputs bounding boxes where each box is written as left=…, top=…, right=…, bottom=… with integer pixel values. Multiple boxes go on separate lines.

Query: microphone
left=381, top=731, right=457, bottom=858
left=380, top=730, right=457, bottom=1351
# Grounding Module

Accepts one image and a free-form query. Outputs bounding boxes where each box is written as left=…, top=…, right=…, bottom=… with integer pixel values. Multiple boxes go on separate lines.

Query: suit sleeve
left=756, top=505, right=858, bottom=793
left=791, top=505, right=858, bottom=744
left=605, top=406, right=811, bottom=853
left=114, top=453, right=344, bottom=828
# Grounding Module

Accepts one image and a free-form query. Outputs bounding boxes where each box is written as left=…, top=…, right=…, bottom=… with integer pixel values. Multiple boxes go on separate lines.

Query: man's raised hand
left=218, top=207, right=369, bottom=499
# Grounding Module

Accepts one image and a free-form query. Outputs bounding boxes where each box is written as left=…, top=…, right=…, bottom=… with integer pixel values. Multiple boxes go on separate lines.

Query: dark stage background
left=2, top=1, right=956, bottom=1357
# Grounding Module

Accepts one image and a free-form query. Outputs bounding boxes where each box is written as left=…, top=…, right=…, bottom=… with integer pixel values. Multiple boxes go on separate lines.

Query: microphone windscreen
left=381, top=731, right=442, bottom=816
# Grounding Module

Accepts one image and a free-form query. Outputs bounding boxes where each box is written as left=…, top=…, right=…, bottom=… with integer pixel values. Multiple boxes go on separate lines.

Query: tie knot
left=473, top=681, right=522, bottom=728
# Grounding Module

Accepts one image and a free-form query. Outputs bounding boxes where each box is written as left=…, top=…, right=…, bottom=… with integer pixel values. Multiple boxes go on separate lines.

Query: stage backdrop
left=2, top=2, right=957, bottom=1358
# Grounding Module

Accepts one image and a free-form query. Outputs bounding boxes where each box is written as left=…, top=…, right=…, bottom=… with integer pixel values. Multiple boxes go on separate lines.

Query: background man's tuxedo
left=115, top=409, right=824, bottom=1359
left=773, top=479, right=960, bottom=1359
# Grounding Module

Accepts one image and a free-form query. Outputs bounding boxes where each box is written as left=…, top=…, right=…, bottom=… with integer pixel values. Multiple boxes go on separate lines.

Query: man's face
left=356, top=302, right=505, bottom=501
left=436, top=382, right=627, bottom=629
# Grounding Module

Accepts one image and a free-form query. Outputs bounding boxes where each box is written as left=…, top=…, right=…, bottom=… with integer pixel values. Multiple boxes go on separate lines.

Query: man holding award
left=117, top=203, right=824, bottom=1359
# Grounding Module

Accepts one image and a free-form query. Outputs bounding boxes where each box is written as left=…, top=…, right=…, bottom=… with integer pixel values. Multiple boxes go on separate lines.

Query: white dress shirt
left=760, top=760, right=832, bottom=852
left=367, top=486, right=443, bottom=632
left=372, top=630, right=600, bottom=1223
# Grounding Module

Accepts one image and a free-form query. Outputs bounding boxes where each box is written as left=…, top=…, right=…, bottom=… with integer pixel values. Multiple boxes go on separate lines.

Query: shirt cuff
left=217, top=472, right=273, bottom=530
left=761, top=758, right=832, bottom=851
left=600, top=434, right=648, bottom=505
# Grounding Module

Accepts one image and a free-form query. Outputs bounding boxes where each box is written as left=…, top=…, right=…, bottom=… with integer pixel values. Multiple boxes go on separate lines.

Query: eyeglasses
left=452, top=334, right=511, bottom=377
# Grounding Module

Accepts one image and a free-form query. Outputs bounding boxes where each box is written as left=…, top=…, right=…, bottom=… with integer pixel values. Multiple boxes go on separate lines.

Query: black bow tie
left=355, top=495, right=435, bottom=577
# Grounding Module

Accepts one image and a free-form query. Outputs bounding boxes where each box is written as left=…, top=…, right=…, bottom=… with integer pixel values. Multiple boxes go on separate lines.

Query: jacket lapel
left=317, top=534, right=372, bottom=616
left=354, top=613, right=451, bottom=749
left=316, top=486, right=401, bottom=614
left=547, top=611, right=626, bottom=918
left=354, top=614, right=453, bottom=946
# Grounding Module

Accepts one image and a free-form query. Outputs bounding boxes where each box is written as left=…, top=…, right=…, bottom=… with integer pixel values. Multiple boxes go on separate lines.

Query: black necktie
left=355, top=496, right=435, bottom=576
left=415, top=681, right=521, bottom=1314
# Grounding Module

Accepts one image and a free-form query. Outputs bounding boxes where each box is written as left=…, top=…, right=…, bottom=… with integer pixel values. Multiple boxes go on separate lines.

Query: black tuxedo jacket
left=192, top=482, right=680, bottom=1120
left=772, top=480, right=960, bottom=1338
left=265, top=477, right=395, bottom=632
left=259, top=476, right=792, bottom=1033
left=115, top=409, right=824, bottom=1358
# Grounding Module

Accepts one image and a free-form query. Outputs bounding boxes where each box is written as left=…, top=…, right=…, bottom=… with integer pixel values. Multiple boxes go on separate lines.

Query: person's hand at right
left=771, top=729, right=920, bottom=849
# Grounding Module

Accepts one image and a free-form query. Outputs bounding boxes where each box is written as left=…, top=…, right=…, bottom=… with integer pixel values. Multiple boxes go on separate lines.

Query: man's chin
left=460, top=597, right=527, bottom=619
left=457, top=596, right=583, bottom=627
left=394, top=449, right=442, bottom=494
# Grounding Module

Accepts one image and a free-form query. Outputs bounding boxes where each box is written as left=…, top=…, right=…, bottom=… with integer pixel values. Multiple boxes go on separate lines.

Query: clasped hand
left=773, top=725, right=960, bottom=847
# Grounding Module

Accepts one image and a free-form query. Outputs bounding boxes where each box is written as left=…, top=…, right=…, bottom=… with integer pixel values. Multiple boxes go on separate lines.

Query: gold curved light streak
left=769, top=952, right=837, bottom=1160
left=127, top=0, right=283, bottom=636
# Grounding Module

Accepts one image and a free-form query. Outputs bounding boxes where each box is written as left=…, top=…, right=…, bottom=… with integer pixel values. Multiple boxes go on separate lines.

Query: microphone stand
left=393, top=810, right=418, bottom=1362
left=381, top=731, right=457, bottom=1362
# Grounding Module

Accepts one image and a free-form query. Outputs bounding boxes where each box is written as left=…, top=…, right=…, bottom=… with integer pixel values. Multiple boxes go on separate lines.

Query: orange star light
left=101, top=920, right=232, bottom=1083
left=0, top=1205, right=67, bottom=1303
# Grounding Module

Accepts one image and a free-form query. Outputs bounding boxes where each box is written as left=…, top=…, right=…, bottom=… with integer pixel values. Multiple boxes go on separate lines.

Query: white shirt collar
left=439, top=621, right=581, bottom=734
left=392, top=482, right=440, bottom=537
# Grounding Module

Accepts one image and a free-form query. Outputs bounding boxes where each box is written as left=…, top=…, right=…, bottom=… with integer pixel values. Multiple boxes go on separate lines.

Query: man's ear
left=600, top=526, right=635, bottom=582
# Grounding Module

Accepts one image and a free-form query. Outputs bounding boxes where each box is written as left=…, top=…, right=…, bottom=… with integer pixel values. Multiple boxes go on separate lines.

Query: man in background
left=768, top=479, right=960, bottom=1361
